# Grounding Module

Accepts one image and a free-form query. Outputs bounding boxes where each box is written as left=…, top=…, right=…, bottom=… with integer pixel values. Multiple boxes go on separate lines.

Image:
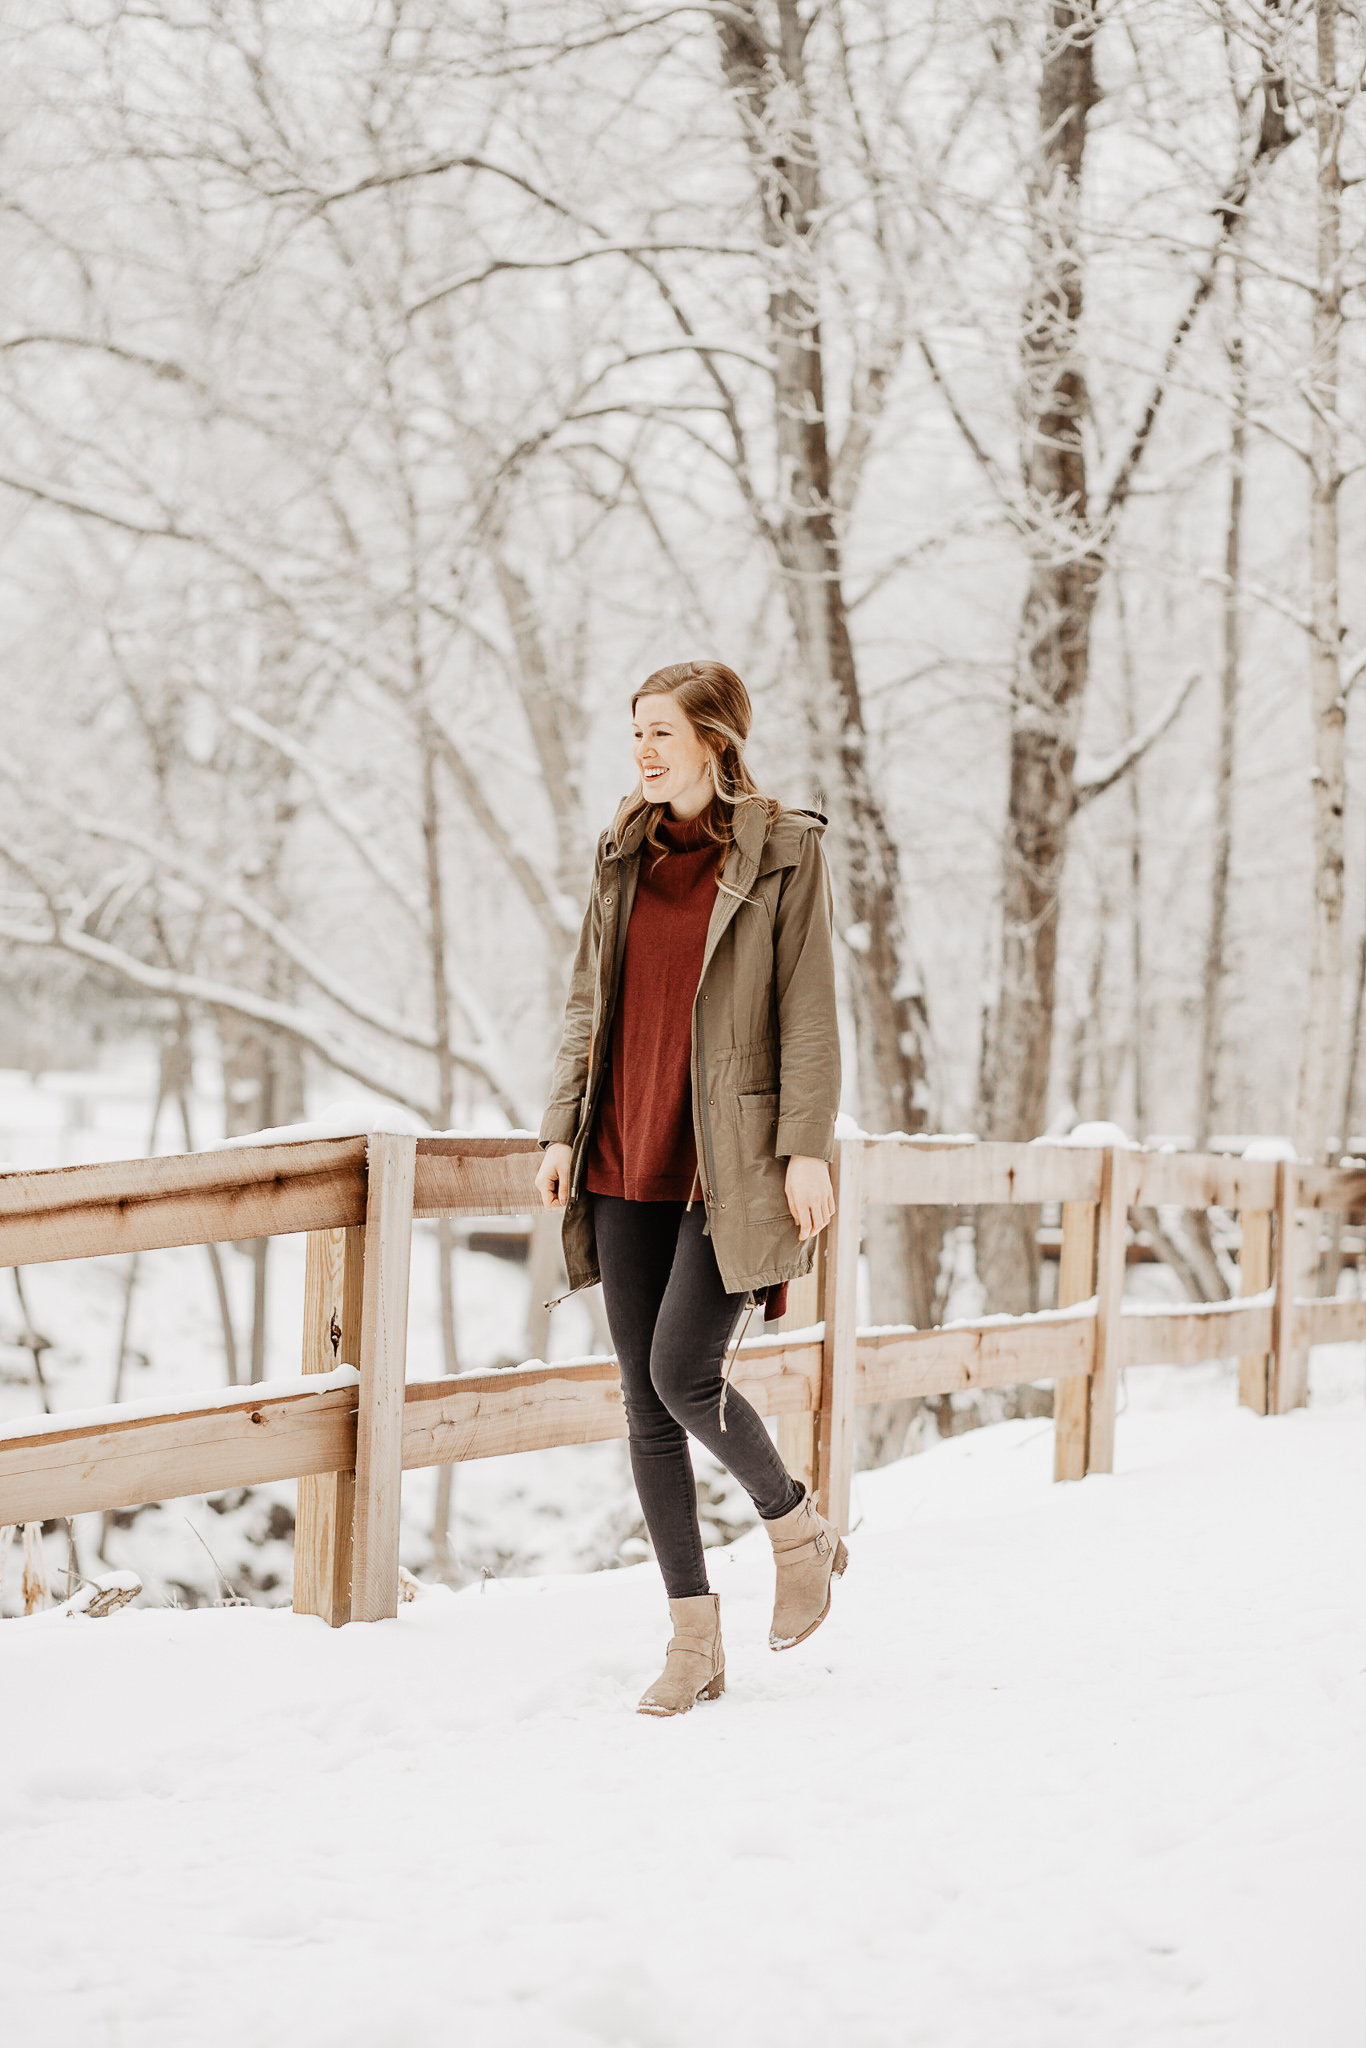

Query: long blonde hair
left=614, top=660, right=781, bottom=875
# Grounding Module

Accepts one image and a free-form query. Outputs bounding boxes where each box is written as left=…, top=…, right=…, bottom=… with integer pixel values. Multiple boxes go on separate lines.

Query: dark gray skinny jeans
left=591, top=1193, right=804, bottom=1599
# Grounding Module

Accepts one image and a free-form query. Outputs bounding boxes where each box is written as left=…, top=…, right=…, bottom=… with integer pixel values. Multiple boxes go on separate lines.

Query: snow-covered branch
left=425, top=715, right=581, bottom=952
left=226, top=708, right=429, bottom=933
left=0, top=775, right=439, bottom=1058
left=1199, top=568, right=1317, bottom=638
left=407, top=243, right=756, bottom=320
left=1073, top=669, right=1201, bottom=810
left=0, top=909, right=439, bottom=1120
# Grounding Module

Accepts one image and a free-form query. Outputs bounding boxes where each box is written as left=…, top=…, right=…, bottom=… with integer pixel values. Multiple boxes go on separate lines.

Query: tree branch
left=0, top=906, right=444, bottom=1121
left=227, top=707, right=429, bottom=932
left=1102, top=265, right=1222, bottom=524
left=1073, top=667, right=1200, bottom=809
left=1199, top=567, right=1316, bottom=638
left=913, top=334, right=1022, bottom=522
left=406, top=242, right=756, bottom=319
left=424, top=712, right=580, bottom=954
left=0, top=773, right=440, bottom=1058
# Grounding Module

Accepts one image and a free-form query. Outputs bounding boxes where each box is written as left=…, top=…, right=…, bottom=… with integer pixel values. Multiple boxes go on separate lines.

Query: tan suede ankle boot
left=637, top=1593, right=725, bottom=1716
left=764, top=1492, right=848, bottom=1650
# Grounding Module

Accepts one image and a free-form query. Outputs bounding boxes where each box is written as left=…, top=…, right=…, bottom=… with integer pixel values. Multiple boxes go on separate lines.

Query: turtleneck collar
left=657, top=809, right=713, bottom=852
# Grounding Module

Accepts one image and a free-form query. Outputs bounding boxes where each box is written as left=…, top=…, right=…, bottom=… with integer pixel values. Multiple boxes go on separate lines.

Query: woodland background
left=1, top=1, right=1363, bottom=1461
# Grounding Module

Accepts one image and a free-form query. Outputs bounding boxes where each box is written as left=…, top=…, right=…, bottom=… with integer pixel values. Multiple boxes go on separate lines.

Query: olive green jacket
left=539, top=797, right=841, bottom=1297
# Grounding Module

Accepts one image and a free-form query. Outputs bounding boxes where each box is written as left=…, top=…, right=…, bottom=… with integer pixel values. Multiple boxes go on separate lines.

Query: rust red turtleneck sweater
left=584, top=811, right=719, bottom=1202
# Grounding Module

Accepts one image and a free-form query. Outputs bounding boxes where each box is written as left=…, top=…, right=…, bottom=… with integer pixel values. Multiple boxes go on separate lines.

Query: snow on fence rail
left=1, top=1133, right=1359, bottom=1624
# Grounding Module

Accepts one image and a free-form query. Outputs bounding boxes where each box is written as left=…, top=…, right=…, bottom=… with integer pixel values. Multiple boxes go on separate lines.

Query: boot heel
left=832, top=1538, right=849, bottom=1577
left=701, top=1668, right=725, bottom=1701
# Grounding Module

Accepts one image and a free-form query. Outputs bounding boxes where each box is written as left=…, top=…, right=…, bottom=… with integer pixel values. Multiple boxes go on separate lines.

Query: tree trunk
left=718, top=0, right=942, bottom=1351
left=1196, top=260, right=1246, bottom=1153
left=963, top=9, right=1293, bottom=1311
left=1294, top=0, right=1346, bottom=1164
left=495, top=557, right=589, bottom=907
left=1115, top=582, right=1146, bottom=1137
left=977, top=1, right=1102, bottom=1313
left=421, top=720, right=465, bottom=1559
left=421, top=734, right=459, bottom=1372
left=1336, top=936, right=1366, bottom=1155
left=1323, top=931, right=1366, bottom=1295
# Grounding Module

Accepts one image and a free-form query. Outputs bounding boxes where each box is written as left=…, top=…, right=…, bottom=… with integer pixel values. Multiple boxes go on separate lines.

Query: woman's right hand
left=535, top=1143, right=574, bottom=1209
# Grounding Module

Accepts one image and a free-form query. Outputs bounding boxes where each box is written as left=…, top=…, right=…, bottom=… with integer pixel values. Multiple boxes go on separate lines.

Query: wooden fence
left=1, top=1132, right=1359, bottom=1624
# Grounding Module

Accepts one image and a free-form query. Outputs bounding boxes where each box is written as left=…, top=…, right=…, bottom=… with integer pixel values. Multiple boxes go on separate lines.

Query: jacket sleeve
left=773, top=828, right=841, bottom=1163
left=538, top=842, right=604, bottom=1149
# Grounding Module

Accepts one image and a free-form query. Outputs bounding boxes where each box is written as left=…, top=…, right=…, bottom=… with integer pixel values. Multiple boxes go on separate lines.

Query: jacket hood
left=604, top=798, right=827, bottom=864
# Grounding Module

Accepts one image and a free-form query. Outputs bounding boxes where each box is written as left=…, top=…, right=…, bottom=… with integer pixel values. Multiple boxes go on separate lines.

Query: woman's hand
left=785, top=1155, right=835, bottom=1241
left=535, top=1143, right=574, bottom=1210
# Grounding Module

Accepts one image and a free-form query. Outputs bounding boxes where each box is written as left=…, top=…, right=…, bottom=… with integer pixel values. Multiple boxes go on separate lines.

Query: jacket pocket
left=735, top=1091, right=790, bottom=1222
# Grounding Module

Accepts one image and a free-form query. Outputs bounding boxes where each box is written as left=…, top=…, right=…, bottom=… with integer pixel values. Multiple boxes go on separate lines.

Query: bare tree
left=712, top=3, right=941, bottom=1338
left=1294, top=0, right=1352, bottom=1162
left=921, top=1, right=1293, bottom=1306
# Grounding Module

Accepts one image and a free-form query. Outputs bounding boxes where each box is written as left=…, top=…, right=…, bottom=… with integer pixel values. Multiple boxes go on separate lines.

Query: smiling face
left=631, top=690, right=715, bottom=819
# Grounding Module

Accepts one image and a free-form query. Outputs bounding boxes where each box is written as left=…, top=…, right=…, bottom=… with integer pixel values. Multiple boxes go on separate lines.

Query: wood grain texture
left=350, top=1136, right=416, bottom=1623
left=857, top=1313, right=1094, bottom=1403
left=1294, top=1163, right=1366, bottom=1211
left=1236, top=1210, right=1272, bottom=1414
left=1292, top=1295, right=1366, bottom=1346
left=1085, top=1148, right=1132, bottom=1475
left=0, top=1138, right=367, bottom=1266
left=777, top=1410, right=818, bottom=1496
left=816, top=1138, right=862, bottom=1533
left=1125, top=1153, right=1278, bottom=1211
left=11, top=1287, right=1299, bottom=1536
left=400, top=1336, right=823, bottom=1468
left=1053, top=1200, right=1098, bottom=1482
left=1269, top=1163, right=1309, bottom=1415
left=1123, top=1301, right=1273, bottom=1368
left=860, top=1140, right=1102, bottom=1208
left=294, top=1225, right=364, bottom=1627
left=0, top=1381, right=359, bottom=1526
left=726, top=1335, right=823, bottom=1414
left=403, top=1359, right=625, bottom=1464
left=412, top=1138, right=542, bottom=1217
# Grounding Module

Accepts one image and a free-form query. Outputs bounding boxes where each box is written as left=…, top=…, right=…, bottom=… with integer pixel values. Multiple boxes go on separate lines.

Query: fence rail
left=2, top=1131, right=1359, bottom=1623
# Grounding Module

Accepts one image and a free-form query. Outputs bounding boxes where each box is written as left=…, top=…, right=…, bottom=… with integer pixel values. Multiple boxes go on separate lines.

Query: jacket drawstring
left=686, top=1164, right=701, bottom=1212
left=718, top=1295, right=760, bottom=1433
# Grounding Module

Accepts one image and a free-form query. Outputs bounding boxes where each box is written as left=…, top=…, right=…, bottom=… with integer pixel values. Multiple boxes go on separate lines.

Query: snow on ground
left=0, top=1058, right=635, bottom=1602
left=5, top=1399, right=1362, bottom=2048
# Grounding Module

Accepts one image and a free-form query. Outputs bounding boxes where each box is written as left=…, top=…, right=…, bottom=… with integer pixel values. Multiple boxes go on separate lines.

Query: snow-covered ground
left=0, top=1058, right=641, bottom=1602
left=6, top=1396, right=1362, bottom=2048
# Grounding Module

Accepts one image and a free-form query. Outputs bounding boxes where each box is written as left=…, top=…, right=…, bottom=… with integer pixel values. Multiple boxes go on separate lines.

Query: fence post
left=1236, top=1208, right=1272, bottom=1414
left=1084, top=1146, right=1131, bottom=1475
left=776, top=1239, right=825, bottom=1499
left=350, top=1133, right=417, bottom=1623
left=1268, top=1161, right=1309, bottom=1414
left=293, top=1224, right=364, bottom=1625
left=1052, top=1198, right=1099, bottom=1481
left=816, top=1137, right=862, bottom=1533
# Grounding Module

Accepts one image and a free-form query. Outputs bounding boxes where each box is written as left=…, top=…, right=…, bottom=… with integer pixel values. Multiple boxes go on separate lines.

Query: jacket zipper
left=693, top=989, right=721, bottom=1214
left=569, top=861, right=631, bottom=1206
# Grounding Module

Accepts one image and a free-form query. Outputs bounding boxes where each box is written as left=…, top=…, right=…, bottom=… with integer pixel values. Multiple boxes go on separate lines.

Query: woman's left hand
left=784, top=1155, right=835, bottom=1241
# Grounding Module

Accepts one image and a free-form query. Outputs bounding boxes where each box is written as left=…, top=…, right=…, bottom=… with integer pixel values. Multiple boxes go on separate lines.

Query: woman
left=535, top=659, right=847, bottom=1717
